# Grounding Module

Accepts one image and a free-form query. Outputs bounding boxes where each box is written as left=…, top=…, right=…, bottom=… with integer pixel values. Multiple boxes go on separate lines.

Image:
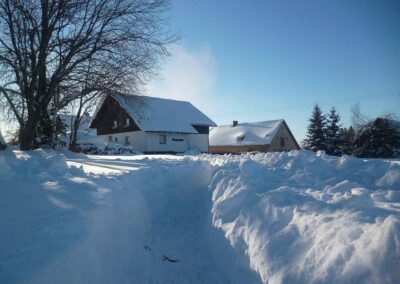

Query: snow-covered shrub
left=76, top=142, right=140, bottom=155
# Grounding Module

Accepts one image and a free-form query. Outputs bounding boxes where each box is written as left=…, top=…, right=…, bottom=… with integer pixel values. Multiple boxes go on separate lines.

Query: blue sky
left=150, top=0, right=400, bottom=141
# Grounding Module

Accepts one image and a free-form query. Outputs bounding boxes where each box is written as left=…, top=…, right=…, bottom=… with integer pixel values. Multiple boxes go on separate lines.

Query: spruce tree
left=326, top=107, right=343, bottom=156
left=303, top=104, right=327, bottom=151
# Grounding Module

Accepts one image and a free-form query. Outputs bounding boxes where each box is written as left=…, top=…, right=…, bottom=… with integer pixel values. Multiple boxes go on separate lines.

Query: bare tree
left=0, top=0, right=175, bottom=150
left=350, top=103, right=369, bottom=134
left=65, top=93, right=101, bottom=152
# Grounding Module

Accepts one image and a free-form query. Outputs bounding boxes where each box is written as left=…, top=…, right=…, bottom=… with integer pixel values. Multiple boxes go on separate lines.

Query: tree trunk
left=19, top=113, right=39, bottom=150
left=69, top=122, right=80, bottom=152
left=69, top=101, right=83, bottom=152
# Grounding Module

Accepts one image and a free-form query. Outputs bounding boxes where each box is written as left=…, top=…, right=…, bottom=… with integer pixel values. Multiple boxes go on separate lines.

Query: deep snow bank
left=209, top=151, right=400, bottom=283
left=0, top=149, right=123, bottom=283
left=0, top=149, right=399, bottom=283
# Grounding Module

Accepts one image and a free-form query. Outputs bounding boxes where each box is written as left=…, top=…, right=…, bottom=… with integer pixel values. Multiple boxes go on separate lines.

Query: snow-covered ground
left=0, top=149, right=399, bottom=283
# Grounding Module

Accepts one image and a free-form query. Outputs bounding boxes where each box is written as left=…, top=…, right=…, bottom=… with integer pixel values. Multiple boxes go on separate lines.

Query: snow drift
left=0, top=149, right=399, bottom=283
left=209, top=151, right=400, bottom=283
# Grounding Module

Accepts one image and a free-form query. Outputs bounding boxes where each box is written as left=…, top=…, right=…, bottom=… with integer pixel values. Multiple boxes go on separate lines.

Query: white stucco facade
left=98, top=131, right=209, bottom=153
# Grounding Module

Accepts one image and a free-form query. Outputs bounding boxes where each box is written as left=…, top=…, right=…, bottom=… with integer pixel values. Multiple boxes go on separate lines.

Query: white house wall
left=144, top=132, right=209, bottom=153
left=98, top=131, right=147, bottom=152
left=98, top=131, right=209, bottom=153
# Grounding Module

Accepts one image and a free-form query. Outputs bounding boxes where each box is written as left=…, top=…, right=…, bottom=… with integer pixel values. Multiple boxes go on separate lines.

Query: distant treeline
left=302, top=104, right=400, bottom=158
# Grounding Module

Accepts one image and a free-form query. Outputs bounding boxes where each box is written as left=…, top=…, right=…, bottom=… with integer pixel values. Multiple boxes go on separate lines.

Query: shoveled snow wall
left=208, top=150, right=400, bottom=284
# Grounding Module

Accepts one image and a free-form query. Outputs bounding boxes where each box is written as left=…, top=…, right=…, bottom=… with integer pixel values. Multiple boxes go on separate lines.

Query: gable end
left=90, top=95, right=141, bottom=135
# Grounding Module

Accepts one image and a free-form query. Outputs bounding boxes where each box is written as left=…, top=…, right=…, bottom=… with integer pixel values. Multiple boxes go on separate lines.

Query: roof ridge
left=217, top=119, right=284, bottom=128
left=111, top=93, right=192, bottom=104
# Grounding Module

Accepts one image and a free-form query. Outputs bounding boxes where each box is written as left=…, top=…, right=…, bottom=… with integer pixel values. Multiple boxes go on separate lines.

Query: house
left=60, top=114, right=95, bottom=134
left=209, top=120, right=300, bottom=154
left=89, top=94, right=216, bottom=153
left=58, top=114, right=101, bottom=145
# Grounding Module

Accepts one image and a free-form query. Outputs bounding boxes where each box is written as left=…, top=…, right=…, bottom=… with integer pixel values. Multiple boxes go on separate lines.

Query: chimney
left=232, top=120, right=238, bottom=127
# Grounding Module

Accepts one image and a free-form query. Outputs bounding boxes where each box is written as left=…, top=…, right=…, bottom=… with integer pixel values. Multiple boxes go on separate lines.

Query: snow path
left=1, top=150, right=399, bottom=283
left=115, top=162, right=259, bottom=283
left=21, top=154, right=259, bottom=283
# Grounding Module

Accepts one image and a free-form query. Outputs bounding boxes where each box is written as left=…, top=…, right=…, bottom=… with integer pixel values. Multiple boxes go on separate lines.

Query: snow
left=210, top=120, right=283, bottom=146
left=59, top=114, right=93, bottom=132
left=58, top=114, right=101, bottom=145
left=209, top=151, right=400, bottom=283
left=108, top=94, right=217, bottom=133
left=0, top=149, right=399, bottom=283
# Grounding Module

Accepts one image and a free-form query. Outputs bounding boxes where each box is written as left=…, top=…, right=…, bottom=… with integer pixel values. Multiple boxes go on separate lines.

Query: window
left=115, top=137, right=118, bottom=143
left=280, top=137, right=285, bottom=148
left=159, top=134, right=166, bottom=144
left=125, top=118, right=130, bottom=127
left=237, top=135, right=245, bottom=142
left=112, top=120, right=117, bottom=129
left=108, top=136, right=112, bottom=142
left=125, top=136, right=130, bottom=145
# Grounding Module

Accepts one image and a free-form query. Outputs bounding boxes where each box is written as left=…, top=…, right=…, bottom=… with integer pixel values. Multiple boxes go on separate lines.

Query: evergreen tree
left=325, top=107, right=343, bottom=156
left=340, top=126, right=355, bottom=155
left=303, top=104, right=328, bottom=151
left=353, top=118, right=400, bottom=158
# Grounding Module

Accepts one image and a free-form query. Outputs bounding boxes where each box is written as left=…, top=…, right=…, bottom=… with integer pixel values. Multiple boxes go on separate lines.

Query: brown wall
left=91, top=96, right=141, bottom=135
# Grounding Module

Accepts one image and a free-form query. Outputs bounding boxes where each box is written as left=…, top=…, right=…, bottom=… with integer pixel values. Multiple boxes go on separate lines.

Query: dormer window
left=237, top=135, right=245, bottom=142
left=112, top=120, right=117, bottom=129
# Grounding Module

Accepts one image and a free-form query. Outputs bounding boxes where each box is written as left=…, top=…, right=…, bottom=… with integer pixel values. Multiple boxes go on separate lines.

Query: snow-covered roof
left=102, top=94, right=216, bottom=133
left=59, top=114, right=93, bottom=132
left=209, top=120, right=284, bottom=146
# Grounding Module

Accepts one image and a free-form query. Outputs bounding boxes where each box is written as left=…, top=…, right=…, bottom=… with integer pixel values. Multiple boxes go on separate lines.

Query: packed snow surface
left=0, top=149, right=399, bottom=283
left=209, top=120, right=283, bottom=146
left=109, top=94, right=216, bottom=133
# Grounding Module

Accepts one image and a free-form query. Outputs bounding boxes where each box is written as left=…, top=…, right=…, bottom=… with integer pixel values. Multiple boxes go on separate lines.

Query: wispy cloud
left=146, top=44, right=217, bottom=115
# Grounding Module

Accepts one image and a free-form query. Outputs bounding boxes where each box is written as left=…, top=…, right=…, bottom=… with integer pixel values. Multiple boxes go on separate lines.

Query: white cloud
left=146, top=44, right=217, bottom=114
